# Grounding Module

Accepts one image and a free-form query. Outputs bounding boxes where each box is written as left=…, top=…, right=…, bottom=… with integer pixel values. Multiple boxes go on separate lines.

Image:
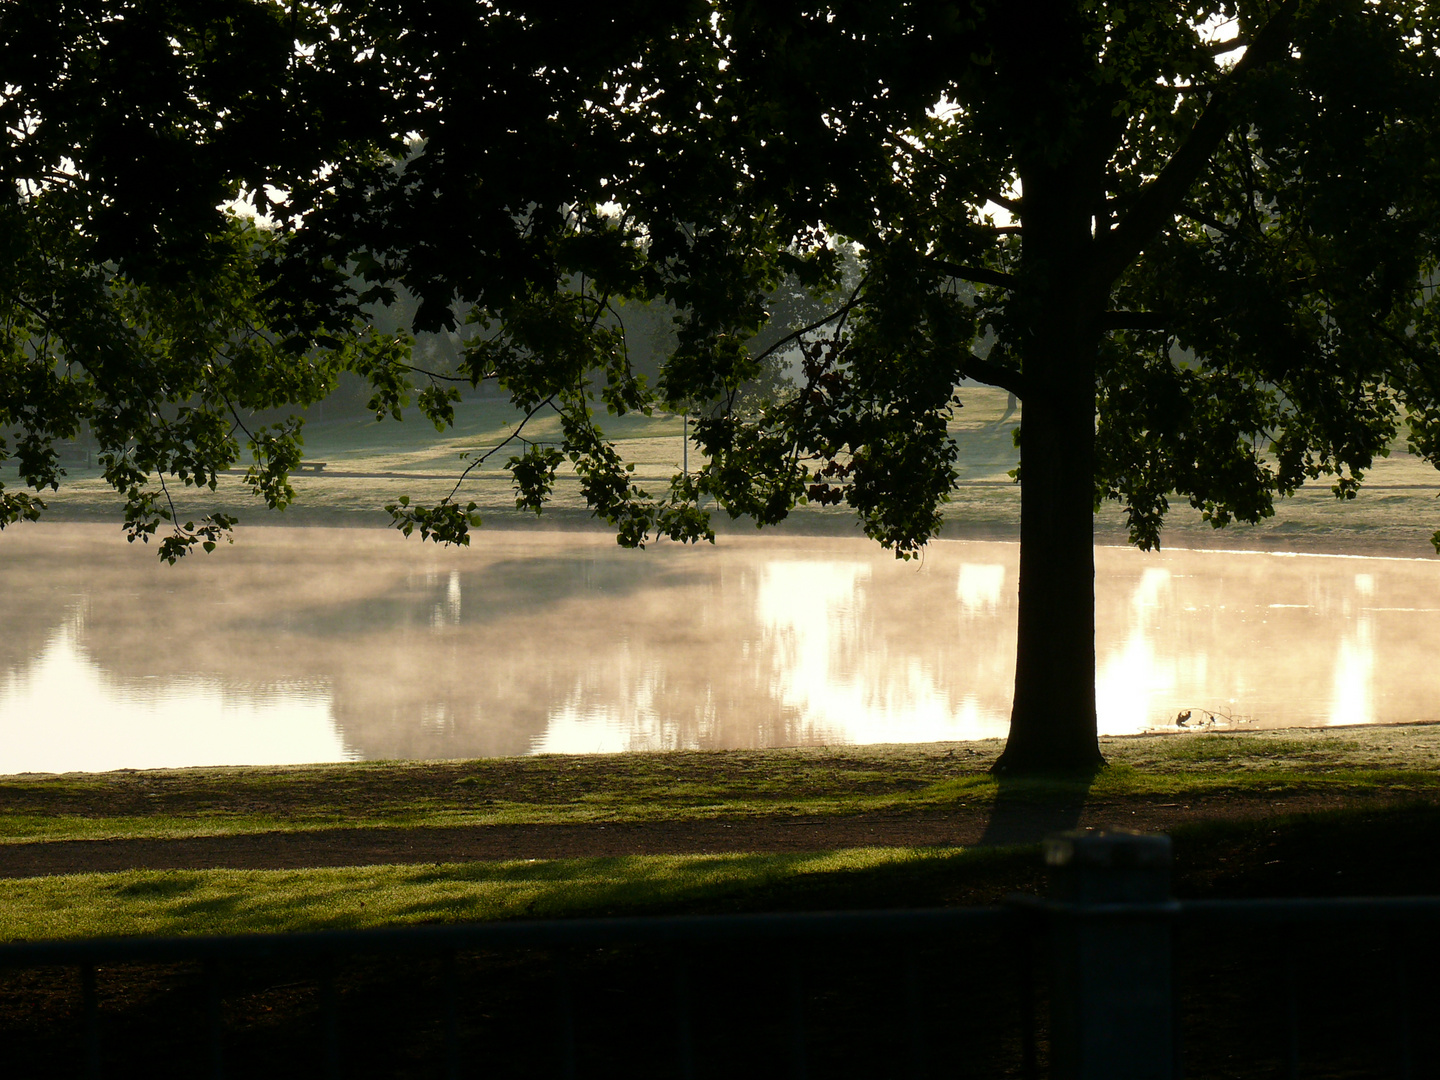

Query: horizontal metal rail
left=1181, top=896, right=1440, bottom=921
left=0, top=906, right=1010, bottom=968
left=1011, top=894, right=1440, bottom=923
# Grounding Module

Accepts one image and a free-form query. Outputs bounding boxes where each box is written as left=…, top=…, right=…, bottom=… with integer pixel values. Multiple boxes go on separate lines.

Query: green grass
left=0, top=846, right=1000, bottom=942
left=11, top=798, right=1440, bottom=942
left=3, top=725, right=1440, bottom=844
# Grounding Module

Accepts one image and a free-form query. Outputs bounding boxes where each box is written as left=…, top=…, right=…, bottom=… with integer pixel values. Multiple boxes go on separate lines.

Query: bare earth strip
left=0, top=791, right=1412, bottom=879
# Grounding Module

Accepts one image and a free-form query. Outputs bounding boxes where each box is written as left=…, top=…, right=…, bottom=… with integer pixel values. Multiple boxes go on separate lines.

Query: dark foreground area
left=2, top=803, right=1438, bottom=1078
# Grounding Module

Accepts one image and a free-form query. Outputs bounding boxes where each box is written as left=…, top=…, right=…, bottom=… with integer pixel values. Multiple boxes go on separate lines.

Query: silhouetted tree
left=5, top=0, right=1440, bottom=771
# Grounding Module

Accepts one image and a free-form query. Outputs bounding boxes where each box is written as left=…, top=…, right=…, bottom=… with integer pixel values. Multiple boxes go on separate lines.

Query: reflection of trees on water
left=1090, top=551, right=1440, bottom=733
left=4, top=526, right=1440, bottom=769
left=1096, top=568, right=1177, bottom=736
left=0, top=529, right=1022, bottom=761
left=754, top=559, right=1014, bottom=746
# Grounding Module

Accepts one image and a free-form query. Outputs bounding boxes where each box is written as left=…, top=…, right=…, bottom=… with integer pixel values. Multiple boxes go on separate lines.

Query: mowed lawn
left=2, top=725, right=1439, bottom=940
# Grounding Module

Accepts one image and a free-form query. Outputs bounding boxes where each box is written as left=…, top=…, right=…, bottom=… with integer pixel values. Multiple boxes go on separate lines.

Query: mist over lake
left=1, top=523, right=1437, bottom=774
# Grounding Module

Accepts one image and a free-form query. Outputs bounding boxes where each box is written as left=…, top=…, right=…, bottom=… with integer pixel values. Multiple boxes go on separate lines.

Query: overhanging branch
left=1092, top=0, right=1299, bottom=285
left=1179, top=203, right=1238, bottom=235
left=1201, top=36, right=1249, bottom=57
left=962, top=352, right=1027, bottom=398
left=750, top=276, right=868, bottom=364
left=933, top=260, right=1016, bottom=290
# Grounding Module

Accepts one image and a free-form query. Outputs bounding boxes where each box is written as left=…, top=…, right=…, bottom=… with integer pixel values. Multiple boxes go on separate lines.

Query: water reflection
left=1096, top=568, right=1177, bottom=735
left=1, top=525, right=1438, bottom=772
left=757, top=560, right=990, bottom=746
left=1, top=620, right=346, bottom=773
left=1330, top=573, right=1375, bottom=727
left=956, top=563, right=1006, bottom=615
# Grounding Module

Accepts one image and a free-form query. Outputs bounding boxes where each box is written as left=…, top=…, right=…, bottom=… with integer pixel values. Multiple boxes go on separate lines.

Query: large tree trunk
left=992, top=354, right=1105, bottom=774
left=984, top=11, right=1115, bottom=774
left=991, top=174, right=1107, bottom=775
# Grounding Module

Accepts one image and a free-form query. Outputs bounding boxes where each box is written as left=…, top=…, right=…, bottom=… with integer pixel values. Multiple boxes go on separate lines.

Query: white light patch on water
left=532, top=705, right=651, bottom=755
left=1097, top=568, right=1175, bottom=735
left=0, top=626, right=349, bottom=773
left=1330, top=619, right=1374, bottom=726
left=431, top=569, right=462, bottom=629
left=957, top=563, right=1007, bottom=615
left=1330, top=573, right=1377, bottom=726
left=532, top=667, right=672, bottom=754
left=757, top=560, right=1009, bottom=744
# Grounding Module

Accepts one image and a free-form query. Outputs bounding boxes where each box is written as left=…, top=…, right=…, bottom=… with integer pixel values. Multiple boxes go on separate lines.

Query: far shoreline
left=8, top=499, right=1440, bottom=561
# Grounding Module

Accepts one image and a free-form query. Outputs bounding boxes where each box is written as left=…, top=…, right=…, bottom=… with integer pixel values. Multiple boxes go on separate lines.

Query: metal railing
left=1022, top=833, right=1440, bottom=1080
left=1176, top=897, right=1435, bottom=1080
left=3, top=835, right=1439, bottom=1079
left=0, top=908, right=1026, bottom=1080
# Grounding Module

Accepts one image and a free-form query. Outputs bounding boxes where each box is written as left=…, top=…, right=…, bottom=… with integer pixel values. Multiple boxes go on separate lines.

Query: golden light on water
left=1, top=525, right=1436, bottom=772
left=0, top=622, right=348, bottom=773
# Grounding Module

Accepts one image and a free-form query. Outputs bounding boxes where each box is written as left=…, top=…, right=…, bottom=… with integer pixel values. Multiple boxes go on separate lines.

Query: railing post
left=1045, top=830, right=1174, bottom=1080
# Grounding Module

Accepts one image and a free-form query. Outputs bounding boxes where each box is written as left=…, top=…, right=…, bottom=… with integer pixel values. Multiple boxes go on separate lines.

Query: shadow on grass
left=977, top=769, right=1099, bottom=845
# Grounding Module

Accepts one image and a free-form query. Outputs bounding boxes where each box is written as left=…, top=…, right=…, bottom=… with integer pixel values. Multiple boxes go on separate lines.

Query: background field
left=13, top=383, right=1440, bottom=556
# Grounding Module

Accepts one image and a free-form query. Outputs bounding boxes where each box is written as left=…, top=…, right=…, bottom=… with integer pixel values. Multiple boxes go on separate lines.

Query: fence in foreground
left=1, top=833, right=1436, bottom=1079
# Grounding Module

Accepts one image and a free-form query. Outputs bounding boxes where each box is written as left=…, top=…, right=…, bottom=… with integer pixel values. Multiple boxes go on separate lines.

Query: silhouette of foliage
left=4, top=0, right=1440, bottom=768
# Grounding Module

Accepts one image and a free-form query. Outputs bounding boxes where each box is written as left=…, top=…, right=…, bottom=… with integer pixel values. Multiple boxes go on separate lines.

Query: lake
left=2, top=524, right=1438, bottom=773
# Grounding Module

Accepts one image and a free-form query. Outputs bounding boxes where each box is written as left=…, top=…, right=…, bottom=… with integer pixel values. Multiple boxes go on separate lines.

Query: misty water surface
left=1, top=524, right=1438, bottom=772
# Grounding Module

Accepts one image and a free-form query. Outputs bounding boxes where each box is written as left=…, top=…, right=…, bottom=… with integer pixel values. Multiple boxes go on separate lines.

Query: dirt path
left=0, top=791, right=1405, bottom=878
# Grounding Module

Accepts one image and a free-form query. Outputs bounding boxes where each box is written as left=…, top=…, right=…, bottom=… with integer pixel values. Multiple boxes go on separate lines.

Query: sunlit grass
left=0, top=846, right=991, bottom=941
left=10, top=796, right=1440, bottom=941
left=2, top=725, right=1439, bottom=844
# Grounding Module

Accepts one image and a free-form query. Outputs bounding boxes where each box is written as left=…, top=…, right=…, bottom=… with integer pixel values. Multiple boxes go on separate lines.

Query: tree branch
left=962, top=352, right=1027, bottom=398
left=1179, top=203, right=1238, bottom=236
left=749, top=276, right=868, bottom=365
left=1092, top=0, right=1300, bottom=285
left=401, top=363, right=474, bottom=383
left=444, top=394, right=557, bottom=502
left=933, top=260, right=1016, bottom=290
left=1201, top=36, right=1249, bottom=57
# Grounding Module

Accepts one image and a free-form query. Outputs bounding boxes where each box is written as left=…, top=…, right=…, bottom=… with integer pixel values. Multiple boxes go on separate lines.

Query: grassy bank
left=4, top=801, right=1440, bottom=941
left=3, top=724, right=1438, bottom=844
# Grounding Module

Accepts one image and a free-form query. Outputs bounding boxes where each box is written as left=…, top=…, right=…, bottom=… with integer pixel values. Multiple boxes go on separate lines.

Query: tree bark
left=980, top=2, right=1155, bottom=774
left=991, top=160, right=1108, bottom=775
left=992, top=353, right=1106, bottom=774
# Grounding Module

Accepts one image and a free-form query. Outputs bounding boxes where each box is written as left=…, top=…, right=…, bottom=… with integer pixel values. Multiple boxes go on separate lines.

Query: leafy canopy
left=3, top=0, right=1440, bottom=559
